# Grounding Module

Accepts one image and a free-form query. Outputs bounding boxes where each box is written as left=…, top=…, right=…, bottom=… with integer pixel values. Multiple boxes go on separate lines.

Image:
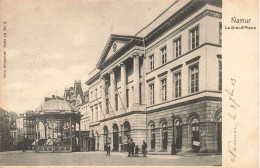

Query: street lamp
left=120, top=124, right=123, bottom=152
left=171, top=114, right=176, bottom=155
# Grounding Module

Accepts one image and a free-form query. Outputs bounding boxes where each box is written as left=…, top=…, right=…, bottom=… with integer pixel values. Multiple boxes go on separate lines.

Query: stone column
left=110, top=70, right=116, bottom=112
left=101, top=77, right=106, bottom=117
left=120, top=63, right=127, bottom=110
left=79, top=118, right=82, bottom=151
left=51, top=117, right=54, bottom=153
left=133, top=53, right=140, bottom=105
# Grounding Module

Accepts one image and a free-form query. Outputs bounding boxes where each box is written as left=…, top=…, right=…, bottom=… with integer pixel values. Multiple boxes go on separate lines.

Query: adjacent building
left=78, top=91, right=91, bottom=151
left=0, top=107, right=10, bottom=152
left=16, top=111, right=35, bottom=150
left=64, top=80, right=84, bottom=107
left=86, top=0, right=222, bottom=153
left=9, top=111, right=19, bottom=150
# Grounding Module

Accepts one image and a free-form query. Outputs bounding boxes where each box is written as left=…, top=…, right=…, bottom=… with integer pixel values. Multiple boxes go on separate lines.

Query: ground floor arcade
left=89, top=112, right=147, bottom=152
left=87, top=99, right=222, bottom=154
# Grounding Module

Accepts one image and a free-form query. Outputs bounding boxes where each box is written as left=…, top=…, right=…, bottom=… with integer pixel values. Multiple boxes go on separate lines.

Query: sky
left=0, top=0, right=176, bottom=114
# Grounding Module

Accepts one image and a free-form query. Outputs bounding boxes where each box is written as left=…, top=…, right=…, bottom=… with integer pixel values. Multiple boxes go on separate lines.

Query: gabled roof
left=96, top=34, right=143, bottom=69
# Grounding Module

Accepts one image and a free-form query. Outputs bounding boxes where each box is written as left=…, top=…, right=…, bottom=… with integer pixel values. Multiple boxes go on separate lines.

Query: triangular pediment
left=96, top=34, right=136, bottom=68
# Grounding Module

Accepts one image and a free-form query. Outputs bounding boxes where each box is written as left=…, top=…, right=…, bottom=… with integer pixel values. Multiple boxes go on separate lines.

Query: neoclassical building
left=86, top=0, right=222, bottom=153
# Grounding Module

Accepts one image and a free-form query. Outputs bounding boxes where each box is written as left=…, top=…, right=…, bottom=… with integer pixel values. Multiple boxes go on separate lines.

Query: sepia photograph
left=0, top=0, right=258, bottom=167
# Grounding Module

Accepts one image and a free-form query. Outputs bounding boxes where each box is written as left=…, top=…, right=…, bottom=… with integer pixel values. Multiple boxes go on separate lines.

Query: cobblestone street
left=0, top=151, right=221, bottom=166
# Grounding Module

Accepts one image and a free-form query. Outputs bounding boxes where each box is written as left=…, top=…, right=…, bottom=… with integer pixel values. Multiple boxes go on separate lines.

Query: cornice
left=144, top=0, right=222, bottom=47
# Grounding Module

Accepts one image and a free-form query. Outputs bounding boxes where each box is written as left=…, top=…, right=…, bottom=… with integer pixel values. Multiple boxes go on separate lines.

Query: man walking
left=142, top=140, right=147, bottom=157
left=128, top=139, right=135, bottom=157
left=106, top=143, right=111, bottom=156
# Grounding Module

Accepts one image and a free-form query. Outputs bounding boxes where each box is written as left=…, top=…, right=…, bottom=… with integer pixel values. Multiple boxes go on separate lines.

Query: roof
left=35, top=99, right=78, bottom=114
left=95, top=34, right=143, bottom=69
left=0, top=107, right=8, bottom=115
left=135, top=0, right=188, bottom=37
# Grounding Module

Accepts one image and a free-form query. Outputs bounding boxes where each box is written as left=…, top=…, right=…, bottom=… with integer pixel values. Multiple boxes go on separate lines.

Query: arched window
left=161, top=121, right=168, bottom=150
left=149, top=123, right=156, bottom=150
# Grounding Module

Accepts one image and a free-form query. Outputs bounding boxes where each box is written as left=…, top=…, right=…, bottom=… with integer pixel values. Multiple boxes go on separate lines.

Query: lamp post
left=120, top=124, right=123, bottom=152
left=171, top=114, right=176, bottom=155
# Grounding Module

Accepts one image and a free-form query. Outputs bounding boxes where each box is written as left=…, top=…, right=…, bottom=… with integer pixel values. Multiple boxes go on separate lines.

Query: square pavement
left=0, top=150, right=222, bottom=166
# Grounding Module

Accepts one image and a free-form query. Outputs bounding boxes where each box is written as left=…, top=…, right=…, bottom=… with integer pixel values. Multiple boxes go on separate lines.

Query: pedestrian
left=128, top=140, right=131, bottom=157
left=131, top=140, right=135, bottom=157
left=23, top=139, right=26, bottom=152
left=106, top=143, right=111, bottom=156
left=127, top=139, right=135, bottom=157
left=134, top=145, right=140, bottom=157
left=142, top=140, right=147, bottom=157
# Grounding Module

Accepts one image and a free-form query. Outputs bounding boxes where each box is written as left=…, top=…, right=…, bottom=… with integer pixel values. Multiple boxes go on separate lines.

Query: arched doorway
left=161, top=121, right=168, bottom=150
left=113, top=124, right=119, bottom=151
left=175, top=118, right=182, bottom=151
left=191, top=117, right=200, bottom=153
left=123, top=121, right=131, bottom=143
left=149, top=123, right=156, bottom=150
left=103, top=126, right=109, bottom=151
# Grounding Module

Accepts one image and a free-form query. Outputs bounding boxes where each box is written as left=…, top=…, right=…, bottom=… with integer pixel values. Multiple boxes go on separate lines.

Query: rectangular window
left=99, top=103, right=102, bottom=118
left=219, top=61, right=222, bottom=91
left=174, top=72, right=182, bottom=98
left=115, top=94, right=118, bottom=111
left=106, top=99, right=109, bottom=114
left=190, top=27, right=199, bottom=49
left=149, top=83, right=155, bottom=105
left=189, top=65, right=199, bottom=93
left=161, top=78, right=167, bottom=102
left=219, top=22, right=222, bottom=45
left=174, top=38, right=181, bottom=57
left=91, top=91, right=93, bottom=101
left=161, top=46, right=167, bottom=65
left=95, top=88, right=98, bottom=98
left=126, top=89, right=129, bottom=107
left=95, top=105, right=98, bottom=121
left=91, top=107, right=94, bottom=122
left=149, top=54, right=154, bottom=71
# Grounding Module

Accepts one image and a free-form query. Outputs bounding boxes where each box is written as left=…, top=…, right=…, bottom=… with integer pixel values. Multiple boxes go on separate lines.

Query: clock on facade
left=113, top=43, right=117, bottom=52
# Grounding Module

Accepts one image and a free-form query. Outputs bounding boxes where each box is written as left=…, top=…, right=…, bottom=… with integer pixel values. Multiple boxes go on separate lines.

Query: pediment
left=96, top=34, right=135, bottom=68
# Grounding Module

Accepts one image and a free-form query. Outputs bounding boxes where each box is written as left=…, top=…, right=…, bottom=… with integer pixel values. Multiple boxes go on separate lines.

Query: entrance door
left=93, top=137, right=96, bottom=151
left=217, top=122, right=222, bottom=153
left=113, top=124, right=119, bottom=151
left=163, top=131, right=168, bottom=150
left=113, top=132, right=119, bottom=151
left=175, top=120, right=182, bottom=150
left=191, top=117, right=200, bottom=153
left=162, top=122, right=168, bottom=150
left=150, top=123, right=156, bottom=150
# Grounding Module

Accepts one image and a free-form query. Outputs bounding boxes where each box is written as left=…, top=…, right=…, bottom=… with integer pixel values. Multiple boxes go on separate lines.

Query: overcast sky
left=1, top=0, right=176, bottom=114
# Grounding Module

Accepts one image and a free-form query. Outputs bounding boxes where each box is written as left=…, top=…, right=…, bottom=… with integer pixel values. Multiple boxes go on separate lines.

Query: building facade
left=16, top=111, right=35, bottom=150
left=9, top=111, right=19, bottom=150
left=64, top=80, right=84, bottom=107
left=0, top=107, right=10, bottom=152
left=86, top=0, right=222, bottom=153
left=78, top=91, right=91, bottom=151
